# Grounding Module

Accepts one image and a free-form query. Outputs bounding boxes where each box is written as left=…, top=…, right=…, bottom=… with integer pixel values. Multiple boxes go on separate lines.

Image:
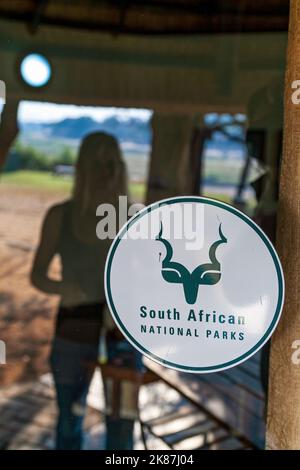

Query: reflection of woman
left=31, top=132, right=128, bottom=449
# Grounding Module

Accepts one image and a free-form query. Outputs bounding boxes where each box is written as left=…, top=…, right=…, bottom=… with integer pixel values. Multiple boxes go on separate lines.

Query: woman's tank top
left=55, top=200, right=111, bottom=344
left=57, top=200, right=110, bottom=304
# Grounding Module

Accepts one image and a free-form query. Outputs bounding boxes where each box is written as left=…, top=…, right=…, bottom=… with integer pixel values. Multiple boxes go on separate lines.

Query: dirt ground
left=0, top=184, right=66, bottom=386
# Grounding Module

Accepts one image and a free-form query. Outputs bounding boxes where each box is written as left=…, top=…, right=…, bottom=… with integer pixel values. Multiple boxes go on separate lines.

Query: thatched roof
left=0, top=0, right=290, bottom=35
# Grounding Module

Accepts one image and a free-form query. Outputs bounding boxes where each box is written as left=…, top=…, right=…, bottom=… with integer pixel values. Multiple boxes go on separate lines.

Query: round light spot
left=20, top=53, right=51, bottom=87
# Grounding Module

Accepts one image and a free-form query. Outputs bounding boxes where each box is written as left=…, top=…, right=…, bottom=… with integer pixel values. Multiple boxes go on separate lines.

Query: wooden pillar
left=266, top=0, right=300, bottom=450
left=0, top=98, right=19, bottom=169
left=146, top=112, right=195, bottom=204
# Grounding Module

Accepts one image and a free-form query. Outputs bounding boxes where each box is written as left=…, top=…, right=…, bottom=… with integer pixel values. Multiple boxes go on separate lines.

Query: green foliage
left=55, top=147, right=76, bottom=166
left=4, top=141, right=76, bottom=172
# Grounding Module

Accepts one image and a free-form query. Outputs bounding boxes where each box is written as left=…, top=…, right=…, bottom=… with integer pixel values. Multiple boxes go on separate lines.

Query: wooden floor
left=144, top=351, right=266, bottom=449
left=0, top=354, right=265, bottom=450
left=0, top=372, right=219, bottom=450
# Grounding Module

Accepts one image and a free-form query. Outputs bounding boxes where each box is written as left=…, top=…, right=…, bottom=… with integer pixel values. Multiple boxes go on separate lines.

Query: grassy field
left=0, top=170, right=146, bottom=202
left=1, top=170, right=254, bottom=211
left=1, top=170, right=72, bottom=192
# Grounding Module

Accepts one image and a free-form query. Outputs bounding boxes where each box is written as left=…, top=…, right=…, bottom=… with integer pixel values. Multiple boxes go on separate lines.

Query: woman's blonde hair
left=73, top=132, right=128, bottom=211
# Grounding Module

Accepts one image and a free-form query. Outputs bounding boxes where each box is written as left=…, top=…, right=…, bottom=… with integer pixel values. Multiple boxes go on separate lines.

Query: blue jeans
left=50, top=337, right=140, bottom=450
left=50, top=337, right=97, bottom=450
left=105, top=416, right=135, bottom=450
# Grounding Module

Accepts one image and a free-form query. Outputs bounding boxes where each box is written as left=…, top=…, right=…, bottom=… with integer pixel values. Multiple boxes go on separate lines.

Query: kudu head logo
left=156, top=223, right=227, bottom=304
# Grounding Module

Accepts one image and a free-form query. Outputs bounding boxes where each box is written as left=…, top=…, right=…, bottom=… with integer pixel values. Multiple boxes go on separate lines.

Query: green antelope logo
left=156, top=222, right=227, bottom=304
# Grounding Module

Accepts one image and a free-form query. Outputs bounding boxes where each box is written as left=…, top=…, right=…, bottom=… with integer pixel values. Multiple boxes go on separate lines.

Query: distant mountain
left=20, top=115, right=245, bottom=161
left=21, top=116, right=151, bottom=146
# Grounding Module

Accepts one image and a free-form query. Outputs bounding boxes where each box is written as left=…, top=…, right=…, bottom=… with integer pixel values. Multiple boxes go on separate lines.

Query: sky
left=18, top=101, right=152, bottom=123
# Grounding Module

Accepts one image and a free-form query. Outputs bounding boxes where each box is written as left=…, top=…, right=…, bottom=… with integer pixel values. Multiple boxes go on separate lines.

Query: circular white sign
left=105, top=197, right=284, bottom=373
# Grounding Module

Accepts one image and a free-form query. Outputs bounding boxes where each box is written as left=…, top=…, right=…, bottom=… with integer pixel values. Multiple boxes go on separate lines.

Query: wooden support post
left=0, top=98, right=19, bottom=169
left=266, top=0, right=300, bottom=450
left=146, top=112, right=195, bottom=204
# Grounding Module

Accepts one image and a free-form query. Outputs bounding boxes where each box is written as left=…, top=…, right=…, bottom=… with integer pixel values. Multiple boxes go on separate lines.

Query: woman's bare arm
left=30, top=204, right=64, bottom=295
